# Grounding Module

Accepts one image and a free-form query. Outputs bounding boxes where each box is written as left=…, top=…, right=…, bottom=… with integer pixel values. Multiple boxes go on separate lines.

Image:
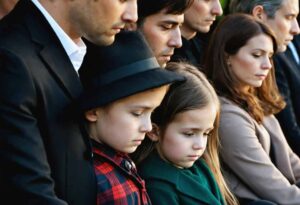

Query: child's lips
left=133, top=138, right=144, bottom=145
left=187, top=155, right=200, bottom=160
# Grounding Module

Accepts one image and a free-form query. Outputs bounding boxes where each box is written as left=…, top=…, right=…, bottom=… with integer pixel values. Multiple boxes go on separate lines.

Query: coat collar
left=15, top=0, right=82, bottom=99
left=140, top=151, right=224, bottom=205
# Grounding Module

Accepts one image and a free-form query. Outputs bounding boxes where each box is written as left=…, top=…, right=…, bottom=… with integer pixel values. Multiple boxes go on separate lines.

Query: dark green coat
left=139, top=152, right=225, bottom=205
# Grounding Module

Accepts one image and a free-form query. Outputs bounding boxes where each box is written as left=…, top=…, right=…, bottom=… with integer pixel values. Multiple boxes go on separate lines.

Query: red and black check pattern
left=92, top=140, right=151, bottom=205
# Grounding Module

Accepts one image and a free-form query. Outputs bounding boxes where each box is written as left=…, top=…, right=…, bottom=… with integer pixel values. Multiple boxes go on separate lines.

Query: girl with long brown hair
left=134, top=62, right=238, bottom=205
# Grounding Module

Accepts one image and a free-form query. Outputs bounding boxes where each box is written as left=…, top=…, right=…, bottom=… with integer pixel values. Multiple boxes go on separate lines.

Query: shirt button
left=125, top=160, right=132, bottom=171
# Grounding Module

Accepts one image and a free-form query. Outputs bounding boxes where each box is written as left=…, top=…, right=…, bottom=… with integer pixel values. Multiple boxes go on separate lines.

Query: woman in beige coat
left=205, top=14, right=300, bottom=205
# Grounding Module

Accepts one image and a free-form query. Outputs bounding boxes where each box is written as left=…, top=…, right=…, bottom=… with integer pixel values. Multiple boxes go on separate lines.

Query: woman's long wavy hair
left=204, top=13, right=285, bottom=123
left=133, top=62, right=238, bottom=205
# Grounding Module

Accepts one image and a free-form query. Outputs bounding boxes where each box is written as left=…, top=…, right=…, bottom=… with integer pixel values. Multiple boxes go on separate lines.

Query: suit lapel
left=280, top=51, right=300, bottom=76
left=285, top=47, right=300, bottom=68
left=23, top=0, right=82, bottom=99
left=39, top=44, right=82, bottom=99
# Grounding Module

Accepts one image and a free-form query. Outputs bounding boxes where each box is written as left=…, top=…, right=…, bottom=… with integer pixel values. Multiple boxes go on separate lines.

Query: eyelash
left=161, top=25, right=173, bottom=30
left=183, top=132, right=212, bottom=137
left=132, top=112, right=142, bottom=117
left=204, top=132, right=212, bottom=137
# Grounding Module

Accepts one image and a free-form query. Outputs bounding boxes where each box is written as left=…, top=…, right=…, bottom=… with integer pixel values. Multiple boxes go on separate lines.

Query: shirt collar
left=288, top=42, right=300, bottom=64
left=91, top=140, right=137, bottom=169
left=31, top=0, right=86, bottom=71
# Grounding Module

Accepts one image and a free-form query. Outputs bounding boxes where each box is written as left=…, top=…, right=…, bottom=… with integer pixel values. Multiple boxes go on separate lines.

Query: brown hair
left=205, top=13, right=285, bottom=123
left=133, top=62, right=238, bottom=205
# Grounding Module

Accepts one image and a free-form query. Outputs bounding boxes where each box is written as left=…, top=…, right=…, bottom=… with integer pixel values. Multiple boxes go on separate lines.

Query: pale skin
left=85, top=86, right=168, bottom=154
left=228, top=34, right=274, bottom=92
left=148, top=104, right=217, bottom=169
left=39, top=0, right=138, bottom=45
left=252, top=0, right=300, bottom=52
left=181, top=0, right=223, bottom=40
left=139, top=9, right=184, bottom=67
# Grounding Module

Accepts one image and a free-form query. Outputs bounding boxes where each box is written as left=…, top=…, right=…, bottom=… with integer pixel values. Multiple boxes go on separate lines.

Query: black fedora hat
left=78, top=31, right=185, bottom=111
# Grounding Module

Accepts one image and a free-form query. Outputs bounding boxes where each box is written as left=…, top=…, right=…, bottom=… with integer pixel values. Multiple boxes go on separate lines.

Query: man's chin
left=198, top=25, right=210, bottom=34
left=277, top=44, right=287, bottom=53
left=86, top=35, right=115, bottom=46
left=158, top=57, right=171, bottom=68
left=99, top=36, right=115, bottom=46
left=158, top=61, right=167, bottom=68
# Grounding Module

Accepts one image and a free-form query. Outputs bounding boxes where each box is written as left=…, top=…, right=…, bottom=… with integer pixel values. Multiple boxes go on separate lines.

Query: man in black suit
left=274, top=35, right=300, bottom=156
left=0, top=0, right=137, bottom=204
left=171, top=0, right=223, bottom=68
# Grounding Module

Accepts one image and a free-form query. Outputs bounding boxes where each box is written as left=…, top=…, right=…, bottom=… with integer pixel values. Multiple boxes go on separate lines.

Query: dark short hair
left=137, top=0, right=193, bottom=25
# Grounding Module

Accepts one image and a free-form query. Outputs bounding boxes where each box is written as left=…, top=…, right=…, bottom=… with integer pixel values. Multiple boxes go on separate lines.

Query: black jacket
left=274, top=35, right=300, bottom=157
left=171, top=33, right=207, bottom=69
left=0, top=1, right=96, bottom=204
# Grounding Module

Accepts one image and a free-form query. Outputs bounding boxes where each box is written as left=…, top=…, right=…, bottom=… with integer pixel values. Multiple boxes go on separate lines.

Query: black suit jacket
left=274, top=35, right=300, bottom=157
left=171, top=33, right=207, bottom=69
left=0, top=1, right=96, bottom=204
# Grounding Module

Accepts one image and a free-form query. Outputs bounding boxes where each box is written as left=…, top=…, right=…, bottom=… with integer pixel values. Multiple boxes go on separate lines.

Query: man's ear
left=84, top=108, right=99, bottom=122
left=147, top=123, right=161, bottom=142
left=252, top=5, right=267, bottom=20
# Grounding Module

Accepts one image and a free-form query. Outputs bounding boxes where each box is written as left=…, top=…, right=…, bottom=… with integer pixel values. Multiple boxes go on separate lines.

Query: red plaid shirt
left=92, top=140, right=151, bottom=205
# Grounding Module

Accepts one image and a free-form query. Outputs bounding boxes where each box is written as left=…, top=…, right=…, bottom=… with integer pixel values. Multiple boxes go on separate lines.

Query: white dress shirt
left=31, top=0, right=86, bottom=72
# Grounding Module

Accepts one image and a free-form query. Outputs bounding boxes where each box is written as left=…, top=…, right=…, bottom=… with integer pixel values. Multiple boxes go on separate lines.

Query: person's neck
left=180, top=24, right=197, bottom=40
left=38, top=0, right=81, bottom=44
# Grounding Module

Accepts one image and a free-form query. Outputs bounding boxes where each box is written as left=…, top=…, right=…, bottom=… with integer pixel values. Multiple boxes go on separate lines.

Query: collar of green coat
left=139, top=151, right=225, bottom=205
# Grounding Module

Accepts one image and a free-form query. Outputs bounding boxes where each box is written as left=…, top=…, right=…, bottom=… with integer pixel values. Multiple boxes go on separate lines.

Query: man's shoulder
left=0, top=4, right=37, bottom=56
left=0, top=25, right=31, bottom=49
left=0, top=0, right=55, bottom=52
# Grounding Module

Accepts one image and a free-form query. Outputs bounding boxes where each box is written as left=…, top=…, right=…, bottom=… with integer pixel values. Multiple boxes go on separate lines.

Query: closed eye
left=204, top=131, right=212, bottom=137
left=183, top=132, right=195, bottom=137
left=252, top=53, right=261, bottom=58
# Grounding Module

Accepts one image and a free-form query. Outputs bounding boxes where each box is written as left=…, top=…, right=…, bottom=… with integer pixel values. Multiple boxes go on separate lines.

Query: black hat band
left=93, top=57, right=160, bottom=86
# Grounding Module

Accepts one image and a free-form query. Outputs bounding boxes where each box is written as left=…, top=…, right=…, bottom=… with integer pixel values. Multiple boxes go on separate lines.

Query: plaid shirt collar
left=91, top=140, right=137, bottom=173
left=91, top=140, right=151, bottom=205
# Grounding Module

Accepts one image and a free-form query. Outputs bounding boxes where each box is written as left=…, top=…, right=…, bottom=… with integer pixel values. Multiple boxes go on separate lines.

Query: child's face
left=86, top=86, right=168, bottom=153
left=158, top=105, right=217, bottom=168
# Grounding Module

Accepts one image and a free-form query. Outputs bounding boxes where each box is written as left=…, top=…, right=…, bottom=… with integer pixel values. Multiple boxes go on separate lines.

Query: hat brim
left=79, top=68, right=185, bottom=111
